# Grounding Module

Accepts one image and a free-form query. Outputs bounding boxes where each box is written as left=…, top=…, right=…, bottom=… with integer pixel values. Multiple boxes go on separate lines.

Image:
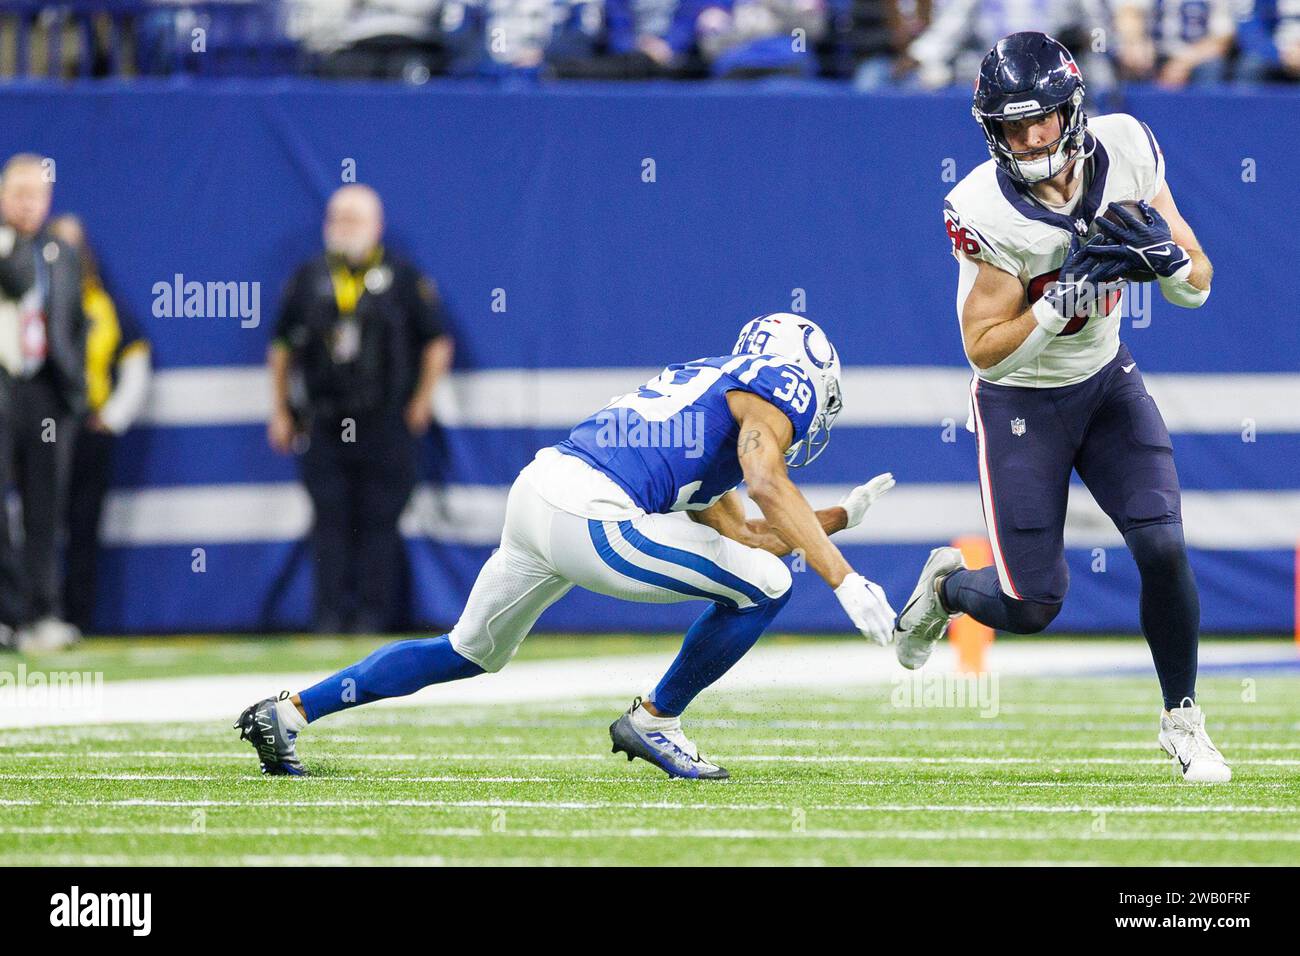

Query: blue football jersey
left=555, top=354, right=817, bottom=514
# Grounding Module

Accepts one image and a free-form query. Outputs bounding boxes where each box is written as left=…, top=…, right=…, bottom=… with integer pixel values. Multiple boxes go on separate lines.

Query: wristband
left=1157, top=260, right=1209, bottom=308
left=978, top=322, right=1052, bottom=382
left=1032, top=293, right=1073, bottom=335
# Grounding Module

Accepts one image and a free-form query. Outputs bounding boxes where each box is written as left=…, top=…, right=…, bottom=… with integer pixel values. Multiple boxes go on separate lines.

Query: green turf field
left=2, top=635, right=1298, bottom=866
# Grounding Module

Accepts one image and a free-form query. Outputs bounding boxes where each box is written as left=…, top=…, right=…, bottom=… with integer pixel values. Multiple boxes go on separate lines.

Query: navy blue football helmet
left=973, top=32, right=1090, bottom=184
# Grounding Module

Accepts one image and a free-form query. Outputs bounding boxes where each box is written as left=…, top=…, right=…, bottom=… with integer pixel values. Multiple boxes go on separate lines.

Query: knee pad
left=1000, top=596, right=1062, bottom=634
left=1125, top=521, right=1188, bottom=574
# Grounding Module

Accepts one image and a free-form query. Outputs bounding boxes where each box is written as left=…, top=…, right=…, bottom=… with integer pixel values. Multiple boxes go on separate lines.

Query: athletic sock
left=296, top=635, right=484, bottom=722
left=275, top=694, right=308, bottom=734
left=941, top=567, right=1023, bottom=630
left=650, top=590, right=791, bottom=717
left=939, top=567, right=1060, bottom=633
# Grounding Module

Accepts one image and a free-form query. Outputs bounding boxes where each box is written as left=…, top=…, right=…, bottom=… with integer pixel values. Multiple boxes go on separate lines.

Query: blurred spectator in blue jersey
left=440, top=0, right=603, bottom=76
left=694, top=0, right=829, bottom=77
left=1114, top=0, right=1236, bottom=86
left=903, top=0, right=1115, bottom=91
left=550, top=0, right=713, bottom=77
left=48, top=215, right=152, bottom=636
left=1235, top=0, right=1300, bottom=81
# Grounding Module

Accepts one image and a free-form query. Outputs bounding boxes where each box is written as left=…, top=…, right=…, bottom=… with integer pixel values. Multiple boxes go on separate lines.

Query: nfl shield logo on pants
left=1011, top=417, right=1026, bottom=437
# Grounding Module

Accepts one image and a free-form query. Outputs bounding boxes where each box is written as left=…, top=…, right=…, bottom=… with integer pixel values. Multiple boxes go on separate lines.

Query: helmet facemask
left=975, top=89, right=1090, bottom=185
left=785, top=373, right=841, bottom=468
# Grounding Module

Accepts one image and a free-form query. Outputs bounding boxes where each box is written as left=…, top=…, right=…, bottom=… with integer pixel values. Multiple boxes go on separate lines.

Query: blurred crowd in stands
left=0, top=0, right=1297, bottom=86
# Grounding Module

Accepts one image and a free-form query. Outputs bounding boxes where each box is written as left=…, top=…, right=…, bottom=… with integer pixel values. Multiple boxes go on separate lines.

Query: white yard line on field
left=2, top=639, right=1295, bottom=729
left=1, top=825, right=1297, bottom=843
left=4, top=749, right=1297, bottom=767
left=2, top=772, right=1290, bottom=789
left=3, top=797, right=1296, bottom=813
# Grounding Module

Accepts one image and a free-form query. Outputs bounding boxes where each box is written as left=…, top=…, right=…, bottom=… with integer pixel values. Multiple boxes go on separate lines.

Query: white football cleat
left=1159, top=698, right=1232, bottom=783
left=894, top=547, right=966, bottom=670
left=16, top=617, right=82, bottom=653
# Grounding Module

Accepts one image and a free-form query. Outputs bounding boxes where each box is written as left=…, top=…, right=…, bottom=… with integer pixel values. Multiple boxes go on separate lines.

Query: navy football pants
left=943, top=344, right=1201, bottom=707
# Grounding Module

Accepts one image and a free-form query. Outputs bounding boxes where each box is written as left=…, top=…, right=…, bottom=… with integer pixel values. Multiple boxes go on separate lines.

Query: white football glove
left=839, top=472, right=895, bottom=531
left=834, top=572, right=896, bottom=646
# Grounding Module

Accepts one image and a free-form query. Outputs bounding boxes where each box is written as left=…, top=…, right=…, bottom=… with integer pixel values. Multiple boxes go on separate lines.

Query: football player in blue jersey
left=236, top=314, right=898, bottom=780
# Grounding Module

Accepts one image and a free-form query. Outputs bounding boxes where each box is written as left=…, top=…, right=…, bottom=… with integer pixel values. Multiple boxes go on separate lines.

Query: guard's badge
left=1011, top=417, right=1026, bottom=437
left=364, top=265, right=392, bottom=294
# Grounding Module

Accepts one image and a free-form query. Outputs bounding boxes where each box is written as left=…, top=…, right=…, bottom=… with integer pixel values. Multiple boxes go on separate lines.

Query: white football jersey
left=943, top=112, right=1166, bottom=389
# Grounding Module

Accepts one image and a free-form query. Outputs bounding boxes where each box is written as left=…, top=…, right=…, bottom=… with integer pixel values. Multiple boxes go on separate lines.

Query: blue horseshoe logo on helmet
left=801, top=324, right=835, bottom=370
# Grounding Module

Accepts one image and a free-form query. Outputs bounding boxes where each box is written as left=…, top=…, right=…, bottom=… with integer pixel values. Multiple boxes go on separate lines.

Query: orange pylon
left=950, top=536, right=995, bottom=673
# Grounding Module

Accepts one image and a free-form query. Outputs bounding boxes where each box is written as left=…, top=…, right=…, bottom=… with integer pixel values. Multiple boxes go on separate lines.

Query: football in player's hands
left=1088, top=200, right=1160, bottom=282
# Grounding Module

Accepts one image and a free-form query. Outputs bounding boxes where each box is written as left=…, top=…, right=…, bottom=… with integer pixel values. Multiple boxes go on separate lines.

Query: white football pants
left=448, top=474, right=793, bottom=672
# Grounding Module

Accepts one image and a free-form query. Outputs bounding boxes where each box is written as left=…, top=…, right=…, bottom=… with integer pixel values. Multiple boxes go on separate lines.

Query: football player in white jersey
left=237, top=314, right=899, bottom=780
left=894, top=32, right=1231, bottom=782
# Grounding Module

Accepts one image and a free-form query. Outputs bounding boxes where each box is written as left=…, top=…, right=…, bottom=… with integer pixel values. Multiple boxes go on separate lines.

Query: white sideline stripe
left=3, top=798, right=1295, bottom=814
left=141, top=365, right=1300, bottom=433
left=2, top=639, right=1292, bottom=729
left=2, top=826, right=1297, bottom=843
left=98, top=480, right=1300, bottom=548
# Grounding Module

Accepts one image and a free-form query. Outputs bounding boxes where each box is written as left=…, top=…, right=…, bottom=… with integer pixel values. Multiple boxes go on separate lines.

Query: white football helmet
left=731, top=313, right=843, bottom=467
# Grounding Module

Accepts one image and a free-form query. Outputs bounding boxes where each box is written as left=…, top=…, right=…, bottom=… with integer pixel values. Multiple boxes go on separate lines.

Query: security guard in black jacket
left=269, top=185, right=452, bottom=633
left=0, top=154, right=87, bottom=651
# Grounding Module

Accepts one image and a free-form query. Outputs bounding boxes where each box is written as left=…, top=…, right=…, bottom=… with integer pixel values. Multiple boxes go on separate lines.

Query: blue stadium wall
left=1, top=81, right=1296, bottom=634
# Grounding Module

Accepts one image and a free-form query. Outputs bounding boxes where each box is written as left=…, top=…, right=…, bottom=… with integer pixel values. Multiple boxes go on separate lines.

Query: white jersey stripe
left=736, top=355, right=785, bottom=385
left=970, top=376, right=1021, bottom=599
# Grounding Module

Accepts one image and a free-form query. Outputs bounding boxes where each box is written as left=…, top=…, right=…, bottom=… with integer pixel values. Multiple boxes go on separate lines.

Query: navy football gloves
left=1092, top=200, right=1190, bottom=279
left=1041, top=233, right=1131, bottom=321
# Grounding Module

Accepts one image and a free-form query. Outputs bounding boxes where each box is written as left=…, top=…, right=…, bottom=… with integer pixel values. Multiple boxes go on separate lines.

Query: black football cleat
left=609, top=697, right=729, bottom=780
left=235, top=691, right=308, bottom=776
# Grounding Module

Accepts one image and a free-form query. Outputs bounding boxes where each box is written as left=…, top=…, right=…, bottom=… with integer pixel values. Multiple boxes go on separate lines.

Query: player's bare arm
left=691, top=474, right=895, bottom=557
left=1148, top=183, right=1212, bottom=291
left=720, top=388, right=895, bottom=645
left=723, top=390, right=854, bottom=588
left=688, top=488, right=841, bottom=556
left=959, top=256, right=1040, bottom=370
